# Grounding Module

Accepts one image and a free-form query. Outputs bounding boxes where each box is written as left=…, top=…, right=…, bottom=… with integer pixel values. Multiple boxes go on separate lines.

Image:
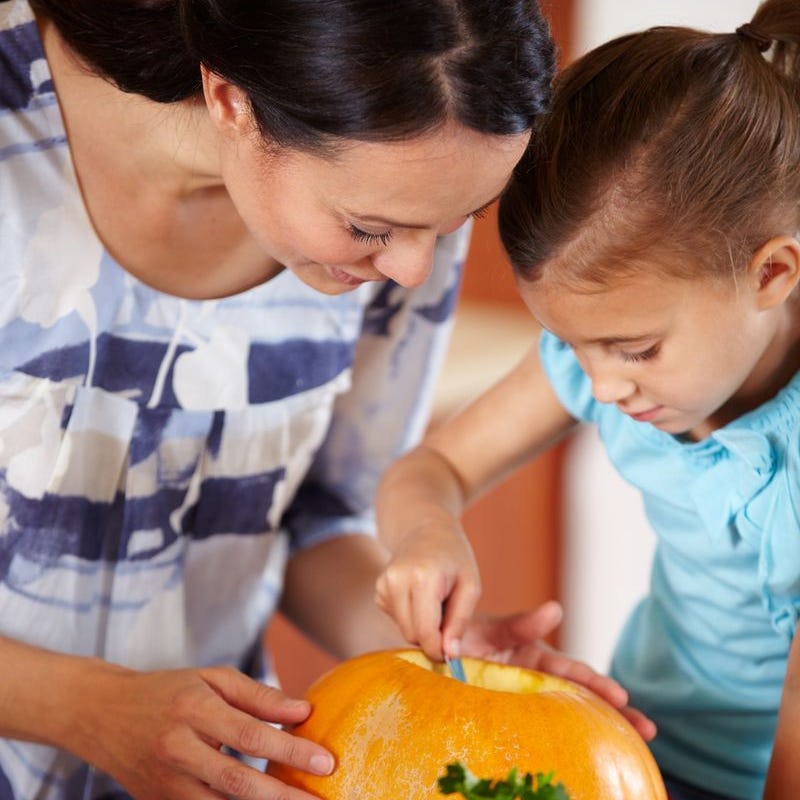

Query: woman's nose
left=370, top=235, right=438, bottom=288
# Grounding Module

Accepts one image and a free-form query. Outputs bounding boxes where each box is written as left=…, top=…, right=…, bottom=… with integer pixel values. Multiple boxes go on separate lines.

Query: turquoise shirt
left=540, top=330, right=800, bottom=800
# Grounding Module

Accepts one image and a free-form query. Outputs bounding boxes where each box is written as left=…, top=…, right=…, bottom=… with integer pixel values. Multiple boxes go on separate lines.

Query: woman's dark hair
left=30, top=0, right=555, bottom=151
left=499, top=0, right=800, bottom=289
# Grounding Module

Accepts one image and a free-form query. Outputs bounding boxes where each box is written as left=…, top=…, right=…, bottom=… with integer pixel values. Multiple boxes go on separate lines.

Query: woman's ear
left=200, top=65, right=252, bottom=136
left=748, top=235, right=800, bottom=310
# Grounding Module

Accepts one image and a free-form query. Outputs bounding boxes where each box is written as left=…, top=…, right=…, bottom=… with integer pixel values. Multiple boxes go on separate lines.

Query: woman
left=0, top=2, right=620, bottom=799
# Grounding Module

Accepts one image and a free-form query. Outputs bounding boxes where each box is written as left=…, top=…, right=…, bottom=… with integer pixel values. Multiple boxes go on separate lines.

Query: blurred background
left=269, top=0, right=761, bottom=696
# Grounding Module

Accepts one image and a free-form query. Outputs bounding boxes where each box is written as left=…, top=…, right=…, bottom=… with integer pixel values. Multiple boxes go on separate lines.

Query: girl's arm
left=280, top=532, right=656, bottom=741
left=763, top=629, right=800, bottom=799
left=375, top=337, right=577, bottom=661
left=280, top=533, right=407, bottom=658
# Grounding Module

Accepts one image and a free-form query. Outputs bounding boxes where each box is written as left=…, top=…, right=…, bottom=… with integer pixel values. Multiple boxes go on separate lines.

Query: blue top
left=0, top=2, right=467, bottom=798
left=540, top=330, right=800, bottom=800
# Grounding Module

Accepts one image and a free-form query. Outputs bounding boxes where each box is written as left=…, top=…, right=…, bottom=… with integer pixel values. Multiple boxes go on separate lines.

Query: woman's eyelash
left=621, top=345, right=660, bottom=363
left=348, top=224, right=393, bottom=246
left=349, top=204, right=492, bottom=244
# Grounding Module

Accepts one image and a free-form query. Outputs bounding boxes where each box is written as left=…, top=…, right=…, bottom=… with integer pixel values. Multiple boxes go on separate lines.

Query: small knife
left=445, top=655, right=467, bottom=683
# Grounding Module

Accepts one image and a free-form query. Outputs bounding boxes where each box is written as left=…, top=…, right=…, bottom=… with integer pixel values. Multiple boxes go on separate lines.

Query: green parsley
left=438, top=761, right=571, bottom=800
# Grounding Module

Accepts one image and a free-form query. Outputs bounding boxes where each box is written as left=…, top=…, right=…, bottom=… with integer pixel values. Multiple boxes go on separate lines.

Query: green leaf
left=438, top=762, right=571, bottom=800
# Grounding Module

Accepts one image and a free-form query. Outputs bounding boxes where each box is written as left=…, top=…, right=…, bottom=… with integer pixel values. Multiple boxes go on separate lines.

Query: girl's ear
left=200, top=65, right=253, bottom=136
left=748, top=235, right=800, bottom=310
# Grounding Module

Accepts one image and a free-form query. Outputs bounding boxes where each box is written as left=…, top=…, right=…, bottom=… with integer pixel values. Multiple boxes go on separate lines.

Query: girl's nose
left=590, top=369, right=637, bottom=405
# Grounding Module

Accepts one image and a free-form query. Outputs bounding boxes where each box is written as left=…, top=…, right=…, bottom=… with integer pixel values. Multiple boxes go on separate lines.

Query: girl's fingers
left=504, top=602, right=564, bottom=646
left=441, top=576, right=482, bottom=657
left=528, top=647, right=629, bottom=708
left=379, top=582, right=421, bottom=647
left=512, top=649, right=657, bottom=742
left=618, top=705, right=658, bottom=742
left=411, top=582, right=448, bottom=660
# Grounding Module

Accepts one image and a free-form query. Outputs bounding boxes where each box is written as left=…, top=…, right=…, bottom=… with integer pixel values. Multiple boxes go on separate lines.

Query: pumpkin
left=269, top=648, right=667, bottom=799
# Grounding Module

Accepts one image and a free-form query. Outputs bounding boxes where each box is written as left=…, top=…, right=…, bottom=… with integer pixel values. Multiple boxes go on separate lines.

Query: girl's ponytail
left=501, top=0, right=800, bottom=289
left=747, top=0, right=800, bottom=82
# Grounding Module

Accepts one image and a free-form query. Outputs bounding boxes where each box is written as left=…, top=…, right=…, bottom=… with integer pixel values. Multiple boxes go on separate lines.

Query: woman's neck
left=35, top=14, right=284, bottom=300
left=38, top=14, right=224, bottom=199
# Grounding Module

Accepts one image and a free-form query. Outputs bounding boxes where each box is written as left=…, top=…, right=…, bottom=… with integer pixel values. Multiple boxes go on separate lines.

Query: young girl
left=375, top=1, right=800, bottom=798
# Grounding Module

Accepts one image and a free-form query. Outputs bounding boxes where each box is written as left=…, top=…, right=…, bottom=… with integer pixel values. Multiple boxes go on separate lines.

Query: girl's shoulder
left=537, top=328, right=598, bottom=422
left=737, top=366, right=800, bottom=457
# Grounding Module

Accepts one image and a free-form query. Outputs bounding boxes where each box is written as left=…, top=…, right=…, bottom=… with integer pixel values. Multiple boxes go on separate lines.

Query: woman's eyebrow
left=345, top=193, right=504, bottom=230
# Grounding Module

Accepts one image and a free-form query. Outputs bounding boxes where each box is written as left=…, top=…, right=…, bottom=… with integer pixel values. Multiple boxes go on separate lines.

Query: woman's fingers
left=164, top=733, right=328, bottom=800
left=204, top=668, right=313, bottom=726
left=185, top=673, right=334, bottom=776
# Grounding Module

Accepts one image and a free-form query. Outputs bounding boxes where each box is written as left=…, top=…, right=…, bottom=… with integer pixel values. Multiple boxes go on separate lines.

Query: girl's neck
left=713, top=295, right=800, bottom=428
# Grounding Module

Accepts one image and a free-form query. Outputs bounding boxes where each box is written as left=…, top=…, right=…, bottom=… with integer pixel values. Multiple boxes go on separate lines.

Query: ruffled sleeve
left=755, top=424, right=800, bottom=641
left=692, top=415, right=800, bottom=643
left=680, top=419, right=800, bottom=642
left=538, top=329, right=598, bottom=422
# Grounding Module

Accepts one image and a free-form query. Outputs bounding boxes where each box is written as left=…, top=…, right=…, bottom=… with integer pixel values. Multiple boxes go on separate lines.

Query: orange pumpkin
left=269, top=649, right=667, bottom=799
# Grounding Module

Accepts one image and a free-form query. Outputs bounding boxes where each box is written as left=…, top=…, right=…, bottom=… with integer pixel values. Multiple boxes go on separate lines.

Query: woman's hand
left=460, top=602, right=657, bottom=742
left=72, top=662, right=335, bottom=800
left=374, top=517, right=481, bottom=662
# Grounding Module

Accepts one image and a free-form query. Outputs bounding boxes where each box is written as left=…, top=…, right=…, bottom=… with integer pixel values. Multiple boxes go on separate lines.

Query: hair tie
left=735, top=23, right=772, bottom=53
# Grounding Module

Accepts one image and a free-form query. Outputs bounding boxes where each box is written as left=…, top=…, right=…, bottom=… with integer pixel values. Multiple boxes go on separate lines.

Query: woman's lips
left=326, top=265, right=369, bottom=286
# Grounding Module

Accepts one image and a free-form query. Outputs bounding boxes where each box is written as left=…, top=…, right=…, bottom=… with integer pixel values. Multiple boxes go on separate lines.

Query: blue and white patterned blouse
left=540, top=330, right=800, bottom=800
left=0, top=2, right=467, bottom=797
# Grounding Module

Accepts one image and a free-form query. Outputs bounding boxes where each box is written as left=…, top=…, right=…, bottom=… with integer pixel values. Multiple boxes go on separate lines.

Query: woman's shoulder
left=0, top=0, right=51, bottom=113
left=1, top=0, right=79, bottom=305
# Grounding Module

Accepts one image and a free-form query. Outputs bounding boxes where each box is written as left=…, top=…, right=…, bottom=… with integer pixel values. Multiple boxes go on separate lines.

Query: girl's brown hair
left=499, top=0, right=800, bottom=289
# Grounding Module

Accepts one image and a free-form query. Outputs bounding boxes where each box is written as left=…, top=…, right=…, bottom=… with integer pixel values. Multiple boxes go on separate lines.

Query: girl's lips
left=625, top=406, right=663, bottom=422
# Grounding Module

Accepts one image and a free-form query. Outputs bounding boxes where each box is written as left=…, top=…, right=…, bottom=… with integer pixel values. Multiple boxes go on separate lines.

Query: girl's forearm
left=763, top=632, right=800, bottom=799
left=376, top=444, right=467, bottom=553
left=280, top=534, right=406, bottom=659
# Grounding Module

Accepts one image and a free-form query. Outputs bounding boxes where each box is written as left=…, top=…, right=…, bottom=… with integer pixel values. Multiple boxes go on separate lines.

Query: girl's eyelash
left=348, top=224, right=393, bottom=246
left=621, top=345, right=660, bottom=363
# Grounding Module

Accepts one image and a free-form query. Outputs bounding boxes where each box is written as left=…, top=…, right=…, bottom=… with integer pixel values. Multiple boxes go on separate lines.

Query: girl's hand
left=460, top=602, right=658, bottom=742
left=374, top=521, right=481, bottom=662
left=75, top=663, right=335, bottom=800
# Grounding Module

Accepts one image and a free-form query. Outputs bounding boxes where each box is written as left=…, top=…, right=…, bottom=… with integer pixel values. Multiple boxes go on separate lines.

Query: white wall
left=575, top=1, right=762, bottom=54
left=560, top=0, right=762, bottom=672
